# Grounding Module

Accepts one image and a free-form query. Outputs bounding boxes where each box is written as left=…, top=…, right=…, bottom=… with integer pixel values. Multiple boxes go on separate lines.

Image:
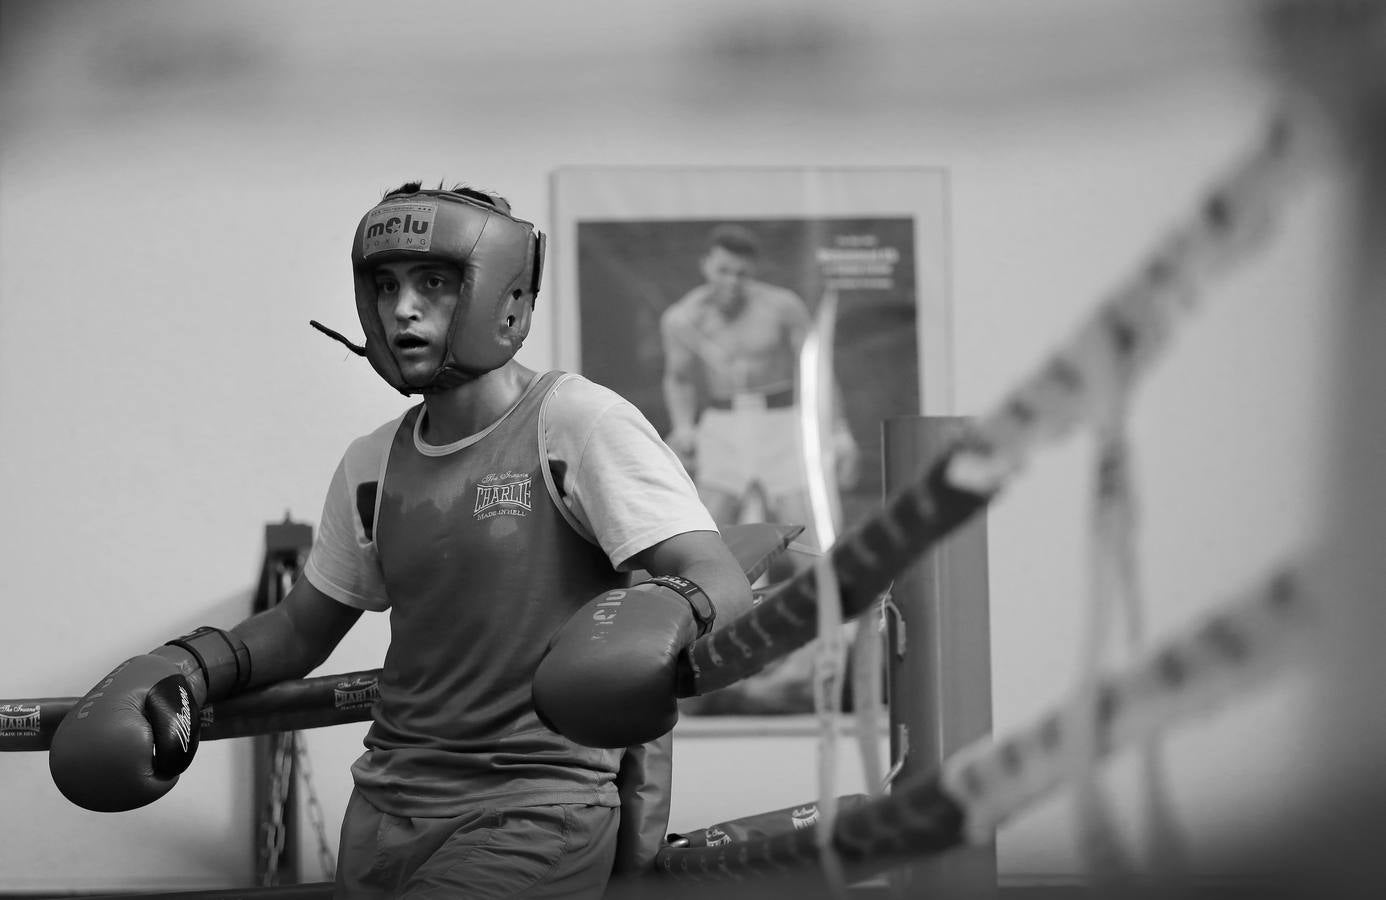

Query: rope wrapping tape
left=0, top=669, right=382, bottom=751
left=683, top=457, right=992, bottom=695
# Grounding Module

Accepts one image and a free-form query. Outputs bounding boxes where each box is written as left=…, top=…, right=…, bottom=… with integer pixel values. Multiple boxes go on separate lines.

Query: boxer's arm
left=231, top=577, right=363, bottom=686
left=628, top=529, right=754, bottom=630
left=152, top=576, right=363, bottom=706
left=50, top=578, right=361, bottom=812
left=533, top=530, right=755, bottom=748
left=659, top=311, right=700, bottom=442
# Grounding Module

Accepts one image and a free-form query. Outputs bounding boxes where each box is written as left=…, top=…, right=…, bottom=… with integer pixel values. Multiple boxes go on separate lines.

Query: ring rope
left=0, top=669, right=381, bottom=753
left=654, top=556, right=1315, bottom=884
left=654, top=104, right=1317, bottom=886
left=1072, top=422, right=1152, bottom=884
left=0, top=104, right=1320, bottom=899
left=684, top=107, right=1311, bottom=698
left=797, top=286, right=851, bottom=899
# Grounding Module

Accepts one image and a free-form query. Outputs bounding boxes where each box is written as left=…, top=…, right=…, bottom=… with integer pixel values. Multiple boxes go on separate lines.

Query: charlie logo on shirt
left=474, top=471, right=532, bottom=521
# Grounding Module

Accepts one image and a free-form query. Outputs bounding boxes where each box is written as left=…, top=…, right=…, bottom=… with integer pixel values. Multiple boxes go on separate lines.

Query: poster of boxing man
left=548, top=167, right=952, bottom=717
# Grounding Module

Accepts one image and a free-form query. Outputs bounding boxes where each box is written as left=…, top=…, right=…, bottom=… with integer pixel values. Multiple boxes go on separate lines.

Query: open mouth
left=393, top=334, right=430, bottom=352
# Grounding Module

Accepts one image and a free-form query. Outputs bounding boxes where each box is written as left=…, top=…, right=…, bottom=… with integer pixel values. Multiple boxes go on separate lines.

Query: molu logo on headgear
left=361, top=202, right=437, bottom=257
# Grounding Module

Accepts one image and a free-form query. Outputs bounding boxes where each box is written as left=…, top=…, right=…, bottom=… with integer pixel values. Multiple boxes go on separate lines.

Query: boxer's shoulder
left=545, top=374, right=637, bottom=430
left=340, top=410, right=411, bottom=468
left=662, top=285, right=715, bottom=326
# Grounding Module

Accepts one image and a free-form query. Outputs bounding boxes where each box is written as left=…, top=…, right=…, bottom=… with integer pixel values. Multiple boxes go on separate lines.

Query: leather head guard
left=349, top=187, right=545, bottom=394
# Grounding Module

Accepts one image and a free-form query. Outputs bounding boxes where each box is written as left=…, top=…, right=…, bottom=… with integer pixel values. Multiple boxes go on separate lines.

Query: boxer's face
left=374, top=260, right=464, bottom=386
left=701, top=246, right=755, bottom=312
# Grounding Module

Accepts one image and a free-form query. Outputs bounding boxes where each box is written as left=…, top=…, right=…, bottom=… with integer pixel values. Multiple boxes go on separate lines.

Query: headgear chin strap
left=318, top=187, right=545, bottom=396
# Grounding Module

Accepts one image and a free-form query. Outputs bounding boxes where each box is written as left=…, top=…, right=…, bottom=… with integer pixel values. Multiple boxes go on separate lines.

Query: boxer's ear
left=499, top=289, right=534, bottom=350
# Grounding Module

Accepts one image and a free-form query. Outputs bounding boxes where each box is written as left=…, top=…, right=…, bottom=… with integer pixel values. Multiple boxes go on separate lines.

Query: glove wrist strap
left=164, top=626, right=252, bottom=701
left=644, top=575, right=715, bottom=637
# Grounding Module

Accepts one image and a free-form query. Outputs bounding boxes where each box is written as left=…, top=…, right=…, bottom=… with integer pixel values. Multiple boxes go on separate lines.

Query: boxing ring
left=4, top=7, right=1378, bottom=895
left=1, top=113, right=1328, bottom=899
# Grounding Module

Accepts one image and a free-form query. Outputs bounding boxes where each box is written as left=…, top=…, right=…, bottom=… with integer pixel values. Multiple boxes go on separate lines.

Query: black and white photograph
left=0, top=2, right=1377, bottom=898
left=551, top=168, right=951, bottom=719
left=576, top=213, right=923, bottom=541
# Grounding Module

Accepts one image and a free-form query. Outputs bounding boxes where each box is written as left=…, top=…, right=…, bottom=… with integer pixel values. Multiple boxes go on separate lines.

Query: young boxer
left=49, top=182, right=764, bottom=899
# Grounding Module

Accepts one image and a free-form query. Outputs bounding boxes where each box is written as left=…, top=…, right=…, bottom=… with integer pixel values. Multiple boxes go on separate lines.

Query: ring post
left=883, top=416, right=997, bottom=897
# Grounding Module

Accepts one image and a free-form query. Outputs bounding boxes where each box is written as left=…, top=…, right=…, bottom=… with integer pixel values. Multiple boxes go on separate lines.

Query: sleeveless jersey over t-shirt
left=303, top=371, right=717, bottom=817
left=354, top=371, right=627, bottom=816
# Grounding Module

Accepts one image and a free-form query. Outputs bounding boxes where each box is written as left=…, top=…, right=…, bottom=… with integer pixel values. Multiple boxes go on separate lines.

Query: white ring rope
left=798, top=287, right=851, bottom=899
left=943, top=110, right=1312, bottom=499
left=685, top=107, right=1317, bottom=703
left=655, top=105, right=1324, bottom=891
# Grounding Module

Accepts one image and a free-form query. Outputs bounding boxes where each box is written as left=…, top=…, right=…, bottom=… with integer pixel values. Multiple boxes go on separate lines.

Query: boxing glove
left=49, top=654, right=201, bottom=812
left=533, top=576, right=714, bottom=749
left=49, top=625, right=249, bottom=812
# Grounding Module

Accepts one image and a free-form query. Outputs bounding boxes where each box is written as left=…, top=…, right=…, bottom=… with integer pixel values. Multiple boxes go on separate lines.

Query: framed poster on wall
left=549, top=167, right=952, bottom=717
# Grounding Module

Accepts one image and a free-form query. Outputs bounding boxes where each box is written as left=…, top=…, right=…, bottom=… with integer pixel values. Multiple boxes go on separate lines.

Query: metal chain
left=281, top=556, right=337, bottom=881
left=258, top=564, right=299, bottom=888
left=295, top=733, right=339, bottom=880
left=257, top=548, right=337, bottom=884
left=259, top=731, right=295, bottom=887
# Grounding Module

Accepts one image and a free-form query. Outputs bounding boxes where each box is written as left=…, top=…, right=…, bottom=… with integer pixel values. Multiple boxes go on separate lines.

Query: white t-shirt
left=304, top=372, right=716, bottom=611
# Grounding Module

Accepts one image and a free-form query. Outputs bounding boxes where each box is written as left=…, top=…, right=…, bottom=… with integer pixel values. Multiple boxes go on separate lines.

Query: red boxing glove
left=49, top=654, right=201, bottom=812
left=533, top=577, right=714, bottom=749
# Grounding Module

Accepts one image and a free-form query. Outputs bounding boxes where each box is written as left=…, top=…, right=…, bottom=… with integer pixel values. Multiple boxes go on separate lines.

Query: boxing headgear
left=344, top=187, right=545, bottom=395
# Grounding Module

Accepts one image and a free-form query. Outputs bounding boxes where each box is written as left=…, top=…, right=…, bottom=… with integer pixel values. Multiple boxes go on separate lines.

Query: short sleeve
left=543, top=376, right=716, bottom=570
left=302, top=424, right=397, bottom=612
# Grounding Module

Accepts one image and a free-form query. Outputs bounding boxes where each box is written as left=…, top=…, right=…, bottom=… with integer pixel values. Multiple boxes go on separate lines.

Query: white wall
left=0, top=0, right=1340, bottom=892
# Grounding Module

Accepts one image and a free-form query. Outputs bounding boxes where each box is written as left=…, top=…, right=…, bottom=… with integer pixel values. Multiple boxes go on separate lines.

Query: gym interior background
left=0, top=0, right=1374, bottom=895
